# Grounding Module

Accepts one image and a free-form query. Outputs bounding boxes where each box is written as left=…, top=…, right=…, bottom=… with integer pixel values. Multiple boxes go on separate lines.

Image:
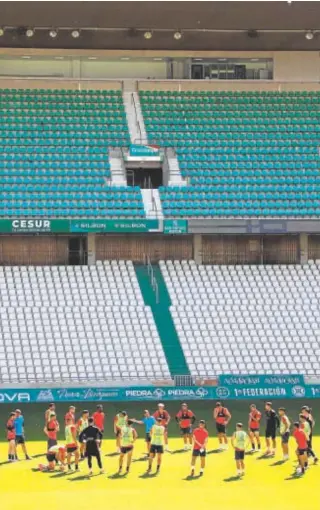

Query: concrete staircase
left=123, top=80, right=148, bottom=144
left=166, top=147, right=186, bottom=186
left=141, top=189, right=163, bottom=219
left=108, top=148, right=127, bottom=186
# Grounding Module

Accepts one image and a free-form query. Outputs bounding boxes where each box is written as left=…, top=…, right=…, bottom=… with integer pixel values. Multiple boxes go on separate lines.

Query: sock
left=251, top=443, right=255, bottom=449
left=200, top=468, right=204, bottom=473
left=68, top=464, right=71, bottom=470
left=258, top=443, right=261, bottom=449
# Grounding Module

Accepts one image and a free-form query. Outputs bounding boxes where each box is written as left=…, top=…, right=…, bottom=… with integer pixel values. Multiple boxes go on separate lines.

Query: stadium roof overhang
left=0, top=1, right=319, bottom=51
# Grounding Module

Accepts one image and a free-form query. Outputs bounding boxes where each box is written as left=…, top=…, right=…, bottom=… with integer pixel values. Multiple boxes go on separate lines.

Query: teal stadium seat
left=0, top=88, right=144, bottom=218
left=140, top=90, right=320, bottom=217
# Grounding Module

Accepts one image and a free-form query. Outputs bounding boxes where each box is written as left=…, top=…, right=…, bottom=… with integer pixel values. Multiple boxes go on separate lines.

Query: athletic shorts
left=216, top=423, right=226, bottom=434
left=181, top=426, right=192, bottom=435
left=281, top=432, right=290, bottom=444
left=250, top=428, right=260, bottom=434
left=67, top=446, right=78, bottom=454
left=192, top=449, right=206, bottom=457
left=47, top=439, right=57, bottom=449
left=265, top=428, right=276, bottom=440
left=145, top=433, right=151, bottom=443
left=46, top=453, right=56, bottom=463
left=235, top=450, right=245, bottom=461
left=15, top=435, right=25, bottom=445
left=120, top=446, right=133, bottom=454
left=150, top=444, right=164, bottom=454
left=298, top=448, right=307, bottom=456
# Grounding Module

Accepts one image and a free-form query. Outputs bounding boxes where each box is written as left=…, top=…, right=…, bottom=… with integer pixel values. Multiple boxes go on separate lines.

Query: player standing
left=14, top=409, right=31, bottom=460
left=264, top=402, right=279, bottom=456
left=148, top=417, right=165, bottom=474
left=65, top=417, right=79, bottom=472
left=93, top=405, right=105, bottom=436
left=301, top=406, right=318, bottom=464
left=231, top=423, right=249, bottom=477
left=131, top=410, right=156, bottom=454
left=213, top=401, right=231, bottom=450
left=44, top=411, right=60, bottom=449
left=114, top=411, right=128, bottom=453
left=45, top=403, right=56, bottom=425
left=248, top=404, right=261, bottom=452
left=118, top=420, right=137, bottom=474
left=153, top=403, right=171, bottom=451
left=190, top=420, right=208, bottom=477
left=293, top=422, right=308, bottom=475
left=77, top=410, right=90, bottom=459
left=278, top=407, right=290, bottom=461
left=7, top=412, right=16, bottom=462
left=64, top=406, right=76, bottom=425
left=176, top=403, right=196, bottom=451
left=79, top=417, right=104, bottom=476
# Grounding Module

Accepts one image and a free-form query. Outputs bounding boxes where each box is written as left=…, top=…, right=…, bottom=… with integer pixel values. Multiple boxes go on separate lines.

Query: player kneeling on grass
left=231, top=423, right=249, bottom=477
left=119, top=420, right=137, bottom=474
left=65, top=417, right=80, bottom=472
left=278, top=407, right=291, bottom=461
left=293, top=422, right=308, bottom=475
left=148, top=417, right=165, bottom=474
left=79, top=417, right=104, bottom=476
left=190, top=420, right=208, bottom=477
left=39, top=444, right=66, bottom=472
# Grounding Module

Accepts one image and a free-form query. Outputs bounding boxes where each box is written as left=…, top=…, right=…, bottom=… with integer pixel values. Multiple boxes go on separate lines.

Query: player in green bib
left=231, top=423, right=249, bottom=477
left=148, top=418, right=165, bottom=474
left=77, top=410, right=89, bottom=459
left=118, top=420, right=137, bottom=474
left=114, top=411, right=128, bottom=453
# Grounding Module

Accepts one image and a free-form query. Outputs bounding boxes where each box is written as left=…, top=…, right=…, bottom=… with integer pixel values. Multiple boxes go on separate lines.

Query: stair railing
left=143, top=254, right=159, bottom=304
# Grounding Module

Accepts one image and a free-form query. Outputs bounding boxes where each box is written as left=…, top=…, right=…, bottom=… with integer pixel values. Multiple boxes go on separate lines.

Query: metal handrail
left=131, top=92, right=142, bottom=142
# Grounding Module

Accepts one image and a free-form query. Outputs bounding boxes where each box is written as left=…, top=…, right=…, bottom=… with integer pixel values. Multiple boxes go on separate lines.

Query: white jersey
left=48, top=444, right=65, bottom=454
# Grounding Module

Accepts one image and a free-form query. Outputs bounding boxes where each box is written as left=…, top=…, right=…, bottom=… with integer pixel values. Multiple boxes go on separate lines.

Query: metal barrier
left=144, top=253, right=159, bottom=303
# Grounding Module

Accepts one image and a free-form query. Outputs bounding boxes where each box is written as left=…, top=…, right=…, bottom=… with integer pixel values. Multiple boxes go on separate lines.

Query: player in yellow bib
left=118, top=420, right=137, bottom=474
left=65, top=417, right=79, bottom=472
left=148, top=418, right=165, bottom=474
left=231, top=423, right=249, bottom=477
left=77, top=410, right=90, bottom=459
left=114, top=411, right=128, bottom=453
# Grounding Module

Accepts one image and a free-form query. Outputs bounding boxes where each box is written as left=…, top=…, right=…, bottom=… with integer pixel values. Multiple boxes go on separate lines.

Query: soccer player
left=79, top=417, right=104, bottom=476
left=148, top=417, right=165, bottom=474
left=14, top=409, right=31, bottom=460
left=118, top=420, right=137, bottom=474
left=65, top=406, right=76, bottom=425
left=65, top=417, right=79, bottom=472
left=114, top=411, right=128, bottom=453
left=190, top=420, right=209, bottom=477
left=213, top=401, right=231, bottom=450
left=278, top=407, right=290, bottom=461
left=39, top=444, right=66, bottom=472
left=264, top=402, right=279, bottom=456
left=231, top=423, right=249, bottom=477
left=45, top=403, right=56, bottom=425
left=293, top=422, right=308, bottom=475
left=248, top=404, right=261, bottom=452
left=131, top=410, right=156, bottom=454
left=7, top=412, right=16, bottom=462
left=44, top=411, right=60, bottom=449
left=77, top=410, right=90, bottom=459
left=301, top=406, right=318, bottom=464
left=176, top=403, right=196, bottom=451
left=153, top=403, right=171, bottom=451
left=93, top=405, right=105, bottom=436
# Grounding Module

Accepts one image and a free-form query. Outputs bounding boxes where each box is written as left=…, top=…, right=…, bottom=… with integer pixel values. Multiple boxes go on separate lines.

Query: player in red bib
left=92, top=405, right=105, bottom=443
left=213, top=401, right=231, bottom=450
left=64, top=406, right=76, bottom=425
left=7, top=412, right=16, bottom=462
left=190, top=420, right=209, bottom=477
left=153, top=403, right=171, bottom=452
left=176, top=403, right=196, bottom=450
left=44, top=411, right=60, bottom=449
left=248, top=404, right=261, bottom=452
left=293, top=422, right=308, bottom=475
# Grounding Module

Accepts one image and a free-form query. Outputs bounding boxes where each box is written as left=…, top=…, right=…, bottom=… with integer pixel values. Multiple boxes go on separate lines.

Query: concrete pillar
left=193, top=234, right=202, bottom=264
left=300, top=233, right=309, bottom=265
left=87, top=233, right=96, bottom=266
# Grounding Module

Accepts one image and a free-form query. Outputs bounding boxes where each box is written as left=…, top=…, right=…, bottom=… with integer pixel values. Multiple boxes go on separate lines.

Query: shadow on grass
left=105, top=452, right=119, bottom=458
left=32, top=453, right=45, bottom=459
left=68, top=474, right=92, bottom=482
left=271, top=460, right=287, bottom=467
left=256, top=454, right=273, bottom=460
left=224, top=475, right=242, bottom=482
left=245, top=451, right=257, bottom=456
left=50, top=471, right=70, bottom=479
left=0, top=461, right=11, bottom=466
left=207, top=449, right=222, bottom=455
left=108, top=472, right=128, bottom=479
left=171, top=449, right=187, bottom=455
left=139, top=471, right=158, bottom=479
left=183, top=474, right=202, bottom=481
left=132, top=456, right=148, bottom=463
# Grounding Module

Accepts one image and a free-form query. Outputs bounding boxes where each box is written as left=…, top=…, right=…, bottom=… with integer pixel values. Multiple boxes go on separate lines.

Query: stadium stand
left=160, top=259, right=320, bottom=378
left=0, top=261, right=171, bottom=383
left=0, top=88, right=144, bottom=218
left=140, top=90, right=320, bottom=218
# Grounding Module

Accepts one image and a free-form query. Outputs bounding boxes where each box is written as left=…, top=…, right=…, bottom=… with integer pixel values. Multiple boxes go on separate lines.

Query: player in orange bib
left=7, top=412, right=16, bottom=462
left=213, top=402, right=231, bottom=450
left=248, top=404, right=261, bottom=452
left=153, top=403, right=171, bottom=452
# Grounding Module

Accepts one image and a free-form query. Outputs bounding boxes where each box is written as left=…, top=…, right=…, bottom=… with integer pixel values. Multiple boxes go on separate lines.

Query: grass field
left=0, top=399, right=319, bottom=510
left=0, top=437, right=319, bottom=510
